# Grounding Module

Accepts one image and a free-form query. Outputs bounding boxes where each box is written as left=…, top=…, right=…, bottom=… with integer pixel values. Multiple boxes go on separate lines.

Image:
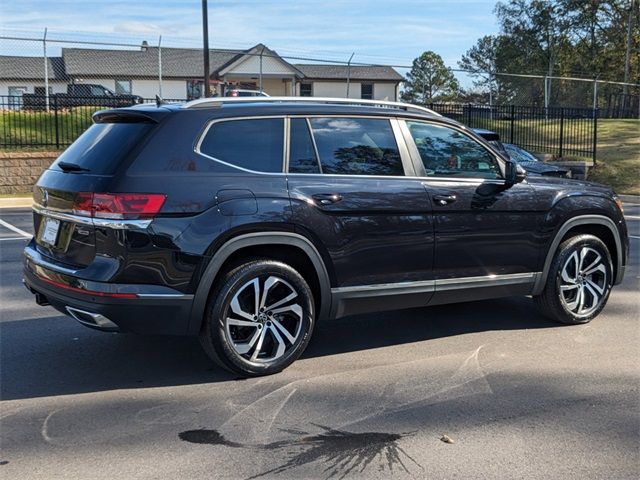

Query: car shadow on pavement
left=0, top=295, right=558, bottom=401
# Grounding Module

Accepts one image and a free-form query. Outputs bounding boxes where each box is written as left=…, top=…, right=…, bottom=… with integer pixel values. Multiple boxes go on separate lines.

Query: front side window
left=199, top=118, right=284, bottom=172
left=406, top=121, right=502, bottom=179
left=308, top=117, right=404, bottom=176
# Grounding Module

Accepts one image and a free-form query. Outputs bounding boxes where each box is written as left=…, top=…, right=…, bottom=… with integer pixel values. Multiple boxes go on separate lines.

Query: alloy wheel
left=224, top=275, right=303, bottom=364
left=558, top=246, right=609, bottom=318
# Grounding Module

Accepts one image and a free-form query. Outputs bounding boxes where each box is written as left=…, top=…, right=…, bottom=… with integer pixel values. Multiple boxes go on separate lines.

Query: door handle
left=432, top=194, right=457, bottom=206
left=312, top=193, right=343, bottom=205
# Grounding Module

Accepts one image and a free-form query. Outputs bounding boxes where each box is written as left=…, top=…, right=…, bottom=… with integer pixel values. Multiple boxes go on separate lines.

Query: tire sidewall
left=205, top=261, right=314, bottom=376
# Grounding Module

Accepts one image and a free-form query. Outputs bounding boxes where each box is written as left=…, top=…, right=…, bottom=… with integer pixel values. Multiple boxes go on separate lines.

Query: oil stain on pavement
left=179, top=424, right=422, bottom=479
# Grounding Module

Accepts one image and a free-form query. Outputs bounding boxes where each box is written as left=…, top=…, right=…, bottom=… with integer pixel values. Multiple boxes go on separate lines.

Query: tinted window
left=407, top=121, right=502, bottom=179
left=52, top=122, right=152, bottom=175
left=361, top=83, right=373, bottom=100
left=200, top=118, right=284, bottom=172
left=289, top=119, right=320, bottom=174
left=309, top=118, right=403, bottom=176
left=300, top=84, right=312, bottom=97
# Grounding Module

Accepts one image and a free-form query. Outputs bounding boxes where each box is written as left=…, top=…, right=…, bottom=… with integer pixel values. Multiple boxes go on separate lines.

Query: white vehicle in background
left=224, top=89, right=270, bottom=97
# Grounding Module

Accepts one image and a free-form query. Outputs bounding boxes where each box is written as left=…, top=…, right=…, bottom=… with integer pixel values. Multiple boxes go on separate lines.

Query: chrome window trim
left=332, top=272, right=539, bottom=296
left=32, top=205, right=152, bottom=230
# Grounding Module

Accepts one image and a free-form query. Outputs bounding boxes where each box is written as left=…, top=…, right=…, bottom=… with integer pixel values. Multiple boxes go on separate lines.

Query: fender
left=532, top=214, right=625, bottom=295
left=187, top=232, right=332, bottom=335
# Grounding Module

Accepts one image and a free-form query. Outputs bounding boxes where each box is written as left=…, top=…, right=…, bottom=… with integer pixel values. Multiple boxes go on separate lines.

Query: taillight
left=72, top=193, right=166, bottom=220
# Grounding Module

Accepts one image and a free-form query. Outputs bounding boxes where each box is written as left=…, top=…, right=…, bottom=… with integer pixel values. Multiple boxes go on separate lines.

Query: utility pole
left=202, top=0, right=211, bottom=97
left=346, top=53, right=354, bottom=98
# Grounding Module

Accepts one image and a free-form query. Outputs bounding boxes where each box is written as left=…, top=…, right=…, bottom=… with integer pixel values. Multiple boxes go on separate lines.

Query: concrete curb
left=0, top=197, right=32, bottom=209
left=619, top=194, right=640, bottom=205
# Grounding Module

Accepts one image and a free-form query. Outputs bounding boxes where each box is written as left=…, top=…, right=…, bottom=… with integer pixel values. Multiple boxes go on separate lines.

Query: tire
left=534, top=234, right=613, bottom=325
left=199, top=259, right=315, bottom=376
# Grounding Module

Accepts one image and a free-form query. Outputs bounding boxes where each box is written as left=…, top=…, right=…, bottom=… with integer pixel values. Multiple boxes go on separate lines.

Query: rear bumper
left=23, top=242, right=194, bottom=335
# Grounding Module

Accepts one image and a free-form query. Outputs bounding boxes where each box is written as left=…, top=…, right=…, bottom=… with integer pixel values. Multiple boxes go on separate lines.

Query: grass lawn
left=0, top=106, right=103, bottom=150
left=583, top=119, right=640, bottom=195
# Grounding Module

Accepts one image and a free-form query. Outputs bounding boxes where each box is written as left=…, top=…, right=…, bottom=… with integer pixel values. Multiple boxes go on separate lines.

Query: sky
left=0, top=0, right=500, bottom=70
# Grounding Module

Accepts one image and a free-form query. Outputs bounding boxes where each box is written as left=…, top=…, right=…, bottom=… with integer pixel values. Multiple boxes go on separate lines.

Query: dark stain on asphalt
left=0, top=461, right=9, bottom=466
left=179, top=424, right=421, bottom=479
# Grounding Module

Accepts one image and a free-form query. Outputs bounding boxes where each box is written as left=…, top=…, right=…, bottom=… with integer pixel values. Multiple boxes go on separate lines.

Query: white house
left=0, top=43, right=404, bottom=102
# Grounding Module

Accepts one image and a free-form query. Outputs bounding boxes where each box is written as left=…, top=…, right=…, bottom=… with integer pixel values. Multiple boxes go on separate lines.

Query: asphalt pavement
left=1, top=205, right=638, bottom=479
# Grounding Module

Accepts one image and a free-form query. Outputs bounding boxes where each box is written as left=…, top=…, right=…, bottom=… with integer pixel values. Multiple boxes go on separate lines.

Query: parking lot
left=1, top=205, right=638, bottom=479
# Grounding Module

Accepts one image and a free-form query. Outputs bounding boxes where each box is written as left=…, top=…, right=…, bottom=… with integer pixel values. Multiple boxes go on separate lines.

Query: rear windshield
left=52, top=123, right=152, bottom=175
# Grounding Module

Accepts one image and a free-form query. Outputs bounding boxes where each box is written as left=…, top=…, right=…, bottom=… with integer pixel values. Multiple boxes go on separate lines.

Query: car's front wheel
left=534, top=234, right=613, bottom=324
left=199, top=259, right=315, bottom=376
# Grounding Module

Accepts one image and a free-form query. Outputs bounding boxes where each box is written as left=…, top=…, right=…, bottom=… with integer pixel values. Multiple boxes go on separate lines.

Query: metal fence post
left=592, top=108, right=598, bottom=166
left=510, top=105, right=515, bottom=143
left=53, top=95, right=59, bottom=149
left=558, top=108, right=564, bottom=158
left=466, top=103, right=472, bottom=126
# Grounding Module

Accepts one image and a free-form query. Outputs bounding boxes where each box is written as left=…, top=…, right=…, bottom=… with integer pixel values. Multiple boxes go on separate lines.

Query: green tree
left=401, top=51, right=460, bottom=104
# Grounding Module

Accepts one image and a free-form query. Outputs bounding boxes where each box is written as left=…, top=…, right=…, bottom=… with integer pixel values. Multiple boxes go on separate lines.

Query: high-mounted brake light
left=72, top=193, right=166, bottom=220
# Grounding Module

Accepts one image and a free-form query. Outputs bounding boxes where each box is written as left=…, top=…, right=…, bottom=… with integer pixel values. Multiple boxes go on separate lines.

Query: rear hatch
left=33, top=114, right=157, bottom=268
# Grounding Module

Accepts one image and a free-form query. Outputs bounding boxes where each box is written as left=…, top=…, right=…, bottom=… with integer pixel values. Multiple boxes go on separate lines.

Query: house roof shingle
left=1, top=46, right=404, bottom=83
left=293, top=64, right=404, bottom=81
left=0, top=56, right=67, bottom=81
left=62, top=47, right=240, bottom=78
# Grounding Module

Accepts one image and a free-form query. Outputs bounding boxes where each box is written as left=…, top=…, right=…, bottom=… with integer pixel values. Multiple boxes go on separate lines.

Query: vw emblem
left=42, top=190, right=49, bottom=207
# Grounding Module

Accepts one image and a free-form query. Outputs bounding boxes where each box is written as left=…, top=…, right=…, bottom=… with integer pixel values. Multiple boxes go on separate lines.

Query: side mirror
left=505, top=160, right=526, bottom=185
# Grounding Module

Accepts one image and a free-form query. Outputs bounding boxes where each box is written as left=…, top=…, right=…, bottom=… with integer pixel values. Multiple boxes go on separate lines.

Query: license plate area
left=40, top=217, right=60, bottom=246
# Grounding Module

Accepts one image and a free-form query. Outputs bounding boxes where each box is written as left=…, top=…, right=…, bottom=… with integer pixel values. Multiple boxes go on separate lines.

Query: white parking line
left=630, top=235, right=640, bottom=240
left=0, top=218, right=32, bottom=238
left=624, top=215, right=640, bottom=220
left=0, top=236, right=30, bottom=242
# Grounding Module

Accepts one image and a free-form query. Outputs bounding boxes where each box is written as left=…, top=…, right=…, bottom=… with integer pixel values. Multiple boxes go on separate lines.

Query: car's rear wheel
left=534, top=234, right=613, bottom=324
left=199, top=259, right=315, bottom=376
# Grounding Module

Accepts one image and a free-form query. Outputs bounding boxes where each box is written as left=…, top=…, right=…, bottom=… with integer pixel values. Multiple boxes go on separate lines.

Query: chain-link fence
left=1, top=29, right=636, bottom=159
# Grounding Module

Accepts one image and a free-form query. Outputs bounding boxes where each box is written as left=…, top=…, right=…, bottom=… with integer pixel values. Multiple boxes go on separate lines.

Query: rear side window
left=308, top=118, right=404, bottom=176
left=199, top=118, right=284, bottom=172
left=288, top=119, right=320, bottom=174
left=52, top=123, right=152, bottom=175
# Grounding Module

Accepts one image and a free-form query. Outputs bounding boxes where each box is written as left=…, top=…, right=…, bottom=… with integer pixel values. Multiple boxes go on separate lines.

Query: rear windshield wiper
left=57, top=161, right=90, bottom=173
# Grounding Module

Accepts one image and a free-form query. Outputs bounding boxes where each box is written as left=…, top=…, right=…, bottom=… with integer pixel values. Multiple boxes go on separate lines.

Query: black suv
left=23, top=97, right=629, bottom=376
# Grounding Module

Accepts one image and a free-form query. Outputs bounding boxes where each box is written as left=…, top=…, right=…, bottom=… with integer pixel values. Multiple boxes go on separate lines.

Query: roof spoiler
left=92, top=110, right=161, bottom=124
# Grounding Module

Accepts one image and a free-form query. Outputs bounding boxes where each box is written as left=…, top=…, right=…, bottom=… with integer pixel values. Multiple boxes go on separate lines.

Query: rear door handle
left=312, top=193, right=343, bottom=205
left=432, top=194, right=457, bottom=206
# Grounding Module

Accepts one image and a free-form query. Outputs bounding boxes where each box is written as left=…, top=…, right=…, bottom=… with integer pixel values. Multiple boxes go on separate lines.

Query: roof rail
left=182, top=96, right=442, bottom=117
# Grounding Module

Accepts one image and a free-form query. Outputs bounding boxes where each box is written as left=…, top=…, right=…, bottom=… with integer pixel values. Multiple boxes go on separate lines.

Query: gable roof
left=293, top=64, right=404, bottom=82
left=216, top=44, right=305, bottom=77
left=0, top=56, right=67, bottom=81
left=62, top=46, right=241, bottom=78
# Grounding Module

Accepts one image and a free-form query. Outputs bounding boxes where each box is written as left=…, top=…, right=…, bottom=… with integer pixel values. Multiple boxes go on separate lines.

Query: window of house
left=199, top=118, right=284, bottom=173
left=115, top=80, right=132, bottom=95
left=34, top=86, right=53, bottom=96
left=289, top=119, right=320, bottom=174
left=406, top=121, right=502, bottom=179
left=308, top=117, right=404, bottom=176
left=361, top=83, right=374, bottom=100
left=300, top=83, right=312, bottom=97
